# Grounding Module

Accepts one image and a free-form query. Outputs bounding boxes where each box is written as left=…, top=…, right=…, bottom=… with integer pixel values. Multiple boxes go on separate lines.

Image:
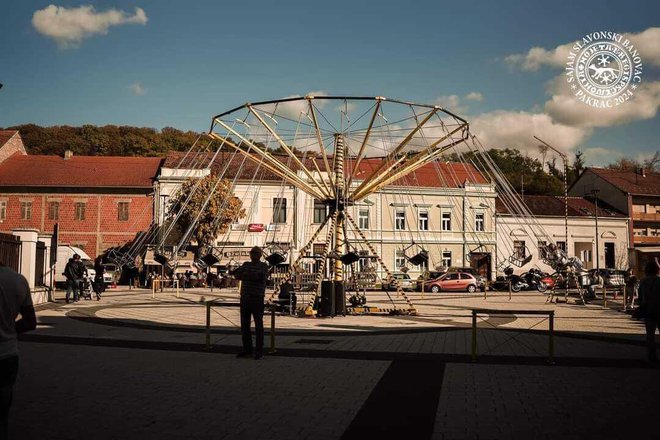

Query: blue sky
left=1, top=0, right=658, bottom=165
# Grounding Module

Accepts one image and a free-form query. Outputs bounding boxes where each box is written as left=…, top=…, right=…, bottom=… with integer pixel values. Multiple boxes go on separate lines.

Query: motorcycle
left=500, top=267, right=547, bottom=293
left=521, top=268, right=548, bottom=293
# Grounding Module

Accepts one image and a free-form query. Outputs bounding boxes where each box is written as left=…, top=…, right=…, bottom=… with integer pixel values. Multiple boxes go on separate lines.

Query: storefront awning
left=636, top=247, right=660, bottom=253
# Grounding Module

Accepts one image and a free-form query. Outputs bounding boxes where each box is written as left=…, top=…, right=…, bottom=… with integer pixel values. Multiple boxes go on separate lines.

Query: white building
left=496, top=195, right=630, bottom=274
left=157, top=152, right=498, bottom=280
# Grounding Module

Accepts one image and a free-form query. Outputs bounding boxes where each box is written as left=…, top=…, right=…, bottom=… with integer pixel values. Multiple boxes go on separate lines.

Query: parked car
left=587, top=268, right=625, bottom=287
left=382, top=272, right=416, bottom=291
left=416, top=270, right=446, bottom=290
left=447, top=266, right=486, bottom=289
left=424, top=272, right=479, bottom=293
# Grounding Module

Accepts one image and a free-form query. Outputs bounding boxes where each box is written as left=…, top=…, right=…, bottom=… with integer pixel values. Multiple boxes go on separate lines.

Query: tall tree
left=168, top=175, right=245, bottom=250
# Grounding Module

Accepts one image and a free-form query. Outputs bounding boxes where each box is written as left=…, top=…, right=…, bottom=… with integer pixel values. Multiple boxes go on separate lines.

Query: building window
left=475, top=212, right=485, bottom=232
left=633, top=228, right=647, bottom=236
left=313, top=199, right=327, bottom=224
left=358, top=250, right=370, bottom=272
left=118, top=202, right=129, bottom=221
left=513, top=240, right=526, bottom=259
left=395, top=249, right=406, bottom=269
left=75, top=202, right=86, bottom=221
left=272, top=198, right=287, bottom=224
left=0, top=201, right=6, bottom=220
left=48, top=202, right=60, bottom=221
left=20, top=202, right=32, bottom=220
left=442, top=251, right=452, bottom=268
left=441, top=211, right=451, bottom=231
left=538, top=240, right=547, bottom=259
left=556, top=241, right=566, bottom=252
left=418, top=210, right=429, bottom=231
left=632, top=204, right=645, bottom=213
left=395, top=209, right=405, bottom=231
left=358, top=208, right=369, bottom=230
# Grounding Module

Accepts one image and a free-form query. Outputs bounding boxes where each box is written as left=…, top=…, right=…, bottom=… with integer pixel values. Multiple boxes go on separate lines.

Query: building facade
left=0, top=133, right=162, bottom=258
left=157, top=152, right=498, bottom=280
left=496, top=195, right=630, bottom=274
left=570, top=167, right=660, bottom=272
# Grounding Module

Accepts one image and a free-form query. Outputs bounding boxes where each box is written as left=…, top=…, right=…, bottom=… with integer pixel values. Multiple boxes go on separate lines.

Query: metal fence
left=0, top=233, right=21, bottom=272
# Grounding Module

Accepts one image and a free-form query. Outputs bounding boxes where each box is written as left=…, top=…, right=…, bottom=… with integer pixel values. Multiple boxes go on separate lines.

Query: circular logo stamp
left=565, top=31, right=643, bottom=108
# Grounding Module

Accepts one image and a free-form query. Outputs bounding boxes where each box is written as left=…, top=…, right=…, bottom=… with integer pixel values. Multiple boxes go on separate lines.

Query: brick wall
left=0, top=192, right=153, bottom=258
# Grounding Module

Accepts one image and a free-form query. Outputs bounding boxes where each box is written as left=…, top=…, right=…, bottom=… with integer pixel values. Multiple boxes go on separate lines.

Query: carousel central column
left=333, top=134, right=345, bottom=315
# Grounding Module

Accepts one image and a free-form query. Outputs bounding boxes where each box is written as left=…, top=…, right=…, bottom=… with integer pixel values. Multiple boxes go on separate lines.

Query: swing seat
left=508, top=254, right=532, bottom=267
left=407, top=250, right=429, bottom=266
left=340, top=251, right=360, bottom=265
left=200, top=253, right=220, bottom=266
left=266, top=252, right=286, bottom=266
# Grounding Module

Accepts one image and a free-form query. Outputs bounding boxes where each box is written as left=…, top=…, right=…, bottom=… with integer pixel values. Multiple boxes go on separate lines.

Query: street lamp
left=588, top=188, right=601, bottom=272
left=534, top=136, right=569, bottom=256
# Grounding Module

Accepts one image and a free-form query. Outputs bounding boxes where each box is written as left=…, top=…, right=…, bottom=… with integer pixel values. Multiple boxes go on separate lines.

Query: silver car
left=382, top=273, right=416, bottom=291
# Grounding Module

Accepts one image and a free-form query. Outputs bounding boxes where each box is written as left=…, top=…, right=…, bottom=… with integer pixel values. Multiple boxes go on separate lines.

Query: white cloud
left=470, top=110, right=591, bottom=154
left=32, top=5, right=148, bottom=48
left=545, top=78, right=660, bottom=128
left=433, top=92, right=484, bottom=115
left=505, top=27, right=660, bottom=71
left=465, top=92, right=484, bottom=102
left=129, top=82, right=146, bottom=96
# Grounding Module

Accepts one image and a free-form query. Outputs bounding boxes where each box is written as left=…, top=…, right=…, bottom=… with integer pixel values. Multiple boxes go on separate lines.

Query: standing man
left=231, top=246, right=269, bottom=360
left=638, top=258, right=660, bottom=363
left=64, top=255, right=85, bottom=303
left=0, top=261, right=37, bottom=440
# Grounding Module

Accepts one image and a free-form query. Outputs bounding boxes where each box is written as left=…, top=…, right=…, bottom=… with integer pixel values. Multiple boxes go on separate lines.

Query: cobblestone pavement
left=9, top=287, right=659, bottom=439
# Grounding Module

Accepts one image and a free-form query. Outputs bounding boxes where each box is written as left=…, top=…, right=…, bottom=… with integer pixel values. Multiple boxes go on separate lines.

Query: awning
left=635, top=247, right=660, bottom=253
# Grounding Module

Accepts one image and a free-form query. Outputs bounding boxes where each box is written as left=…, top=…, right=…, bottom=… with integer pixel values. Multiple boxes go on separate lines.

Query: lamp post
left=534, top=137, right=569, bottom=256
left=589, top=188, right=601, bottom=272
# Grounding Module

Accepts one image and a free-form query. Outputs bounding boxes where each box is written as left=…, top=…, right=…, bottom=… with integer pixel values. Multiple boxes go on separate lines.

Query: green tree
left=168, top=175, right=245, bottom=249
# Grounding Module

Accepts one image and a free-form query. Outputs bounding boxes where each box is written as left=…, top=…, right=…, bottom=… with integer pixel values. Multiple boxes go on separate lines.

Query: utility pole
left=590, top=188, right=601, bottom=272
left=534, top=137, right=569, bottom=257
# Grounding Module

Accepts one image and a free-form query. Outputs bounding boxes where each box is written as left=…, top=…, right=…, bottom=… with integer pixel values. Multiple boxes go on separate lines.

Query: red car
left=424, top=272, right=478, bottom=293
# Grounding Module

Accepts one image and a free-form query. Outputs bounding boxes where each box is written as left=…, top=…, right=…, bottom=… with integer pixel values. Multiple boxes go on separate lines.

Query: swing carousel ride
left=107, top=96, right=588, bottom=316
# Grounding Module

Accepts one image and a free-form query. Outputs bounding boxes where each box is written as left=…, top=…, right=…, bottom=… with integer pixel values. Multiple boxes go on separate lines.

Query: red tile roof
left=0, top=130, right=18, bottom=147
left=496, top=195, right=624, bottom=217
left=588, top=167, right=660, bottom=196
left=164, top=151, right=488, bottom=188
left=0, top=154, right=163, bottom=188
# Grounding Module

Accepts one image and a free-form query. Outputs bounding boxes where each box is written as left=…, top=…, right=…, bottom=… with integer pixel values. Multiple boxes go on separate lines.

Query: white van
left=54, top=246, right=96, bottom=288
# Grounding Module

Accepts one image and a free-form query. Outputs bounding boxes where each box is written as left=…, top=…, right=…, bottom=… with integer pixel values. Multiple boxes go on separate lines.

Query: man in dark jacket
left=639, top=258, right=660, bottom=362
left=64, top=254, right=86, bottom=303
left=231, top=247, right=269, bottom=360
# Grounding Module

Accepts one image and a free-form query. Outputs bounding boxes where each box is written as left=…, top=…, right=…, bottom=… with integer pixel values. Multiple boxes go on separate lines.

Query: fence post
left=205, top=301, right=211, bottom=350
left=471, top=310, right=477, bottom=362
left=602, top=285, right=607, bottom=309
left=269, top=306, right=276, bottom=354
left=483, top=281, right=487, bottom=299
left=152, top=279, right=156, bottom=299
left=176, top=279, right=180, bottom=298
left=548, top=311, right=555, bottom=364
left=508, top=280, right=512, bottom=300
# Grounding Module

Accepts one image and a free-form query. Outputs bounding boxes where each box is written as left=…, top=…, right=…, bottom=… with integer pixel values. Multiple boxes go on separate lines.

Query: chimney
left=640, top=167, right=646, bottom=178
left=63, top=150, right=73, bottom=160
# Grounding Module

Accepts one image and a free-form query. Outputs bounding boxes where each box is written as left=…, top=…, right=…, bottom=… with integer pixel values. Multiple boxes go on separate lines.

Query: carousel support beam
left=247, top=105, right=333, bottom=199
left=208, top=128, right=325, bottom=200
left=352, top=124, right=467, bottom=200
left=350, top=108, right=438, bottom=199
left=347, top=99, right=382, bottom=190
left=345, top=212, right=417, bottom=314
left=307, top=97, right=336, bottom=191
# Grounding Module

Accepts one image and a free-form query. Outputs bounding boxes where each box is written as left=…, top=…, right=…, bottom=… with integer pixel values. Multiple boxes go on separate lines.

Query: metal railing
left=471, top=308, right=555, bottom=363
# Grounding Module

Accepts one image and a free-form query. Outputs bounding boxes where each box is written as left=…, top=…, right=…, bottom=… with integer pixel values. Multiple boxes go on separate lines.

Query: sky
left=0, top=0, right=658, bottom=166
